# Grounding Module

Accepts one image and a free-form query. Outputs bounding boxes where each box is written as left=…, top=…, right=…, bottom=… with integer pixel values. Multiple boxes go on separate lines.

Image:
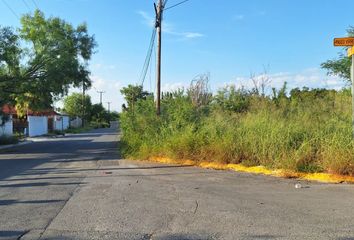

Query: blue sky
left=1, top=0, right=354, bottom=111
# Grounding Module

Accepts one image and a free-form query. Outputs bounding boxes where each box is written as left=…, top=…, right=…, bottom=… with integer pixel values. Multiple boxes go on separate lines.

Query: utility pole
left=351, top=53, right=354, bottom=138
left=107, top=102, right=111, bottom=113
left=155, top=0, right=163, bottom=115
left=97, top=91, right=105, bottom=105
left=82, top=81, right=85, bottom=127
left=334, top=37, right=354, bottom=138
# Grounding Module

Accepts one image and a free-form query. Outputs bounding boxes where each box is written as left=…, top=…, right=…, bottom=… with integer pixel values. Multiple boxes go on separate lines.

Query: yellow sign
left=348, top=47, right=354, bottom=57
left=334, top=37, right=354, bottom=46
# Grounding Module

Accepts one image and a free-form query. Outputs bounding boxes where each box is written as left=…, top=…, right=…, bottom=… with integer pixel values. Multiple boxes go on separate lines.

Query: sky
left=1, top=0, right=354, bottom=112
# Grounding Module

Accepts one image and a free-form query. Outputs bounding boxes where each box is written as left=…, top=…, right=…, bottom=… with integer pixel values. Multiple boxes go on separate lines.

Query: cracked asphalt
left=0, top=128, right=353, bottom=240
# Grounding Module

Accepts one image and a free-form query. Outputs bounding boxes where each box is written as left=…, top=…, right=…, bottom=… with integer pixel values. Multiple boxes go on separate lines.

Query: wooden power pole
left=155, top=0, right=163, bottom=115
left=351, top=52, right=354, bottom=138
left=82, top=82, right=85, bottom=127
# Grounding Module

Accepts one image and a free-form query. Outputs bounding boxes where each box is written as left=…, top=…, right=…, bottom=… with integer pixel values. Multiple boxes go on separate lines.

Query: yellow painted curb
left=148, top=156, right=354, bottom=184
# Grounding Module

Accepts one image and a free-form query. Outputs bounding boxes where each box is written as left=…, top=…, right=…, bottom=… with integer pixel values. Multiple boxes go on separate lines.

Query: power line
left=164, top=0, right=190, bottom=11
left=149, top=42, right=155, bottom=93
left=139, top=28, right=157, bottom=86
left=154, top=37, right=157, bottom=96
left=22, top=0, right=32, bottom=11
left=1, top=0, right=20, bottom=20
left=139, top=0, right=187, bottom=88
left=163, top=0, right=169, bottom=8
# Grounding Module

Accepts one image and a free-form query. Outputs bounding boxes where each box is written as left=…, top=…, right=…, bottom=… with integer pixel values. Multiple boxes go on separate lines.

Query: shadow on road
left=0, top=181, right=84, bottom=188
left=36, top=233, right=218, bottom=240
left=0, top=199, right=64, bottom=206
left=0, top=230, right=28, bottom=239
left=246, top=235, right=280, bottom=239
left=0, top=128, right=119, bottom=181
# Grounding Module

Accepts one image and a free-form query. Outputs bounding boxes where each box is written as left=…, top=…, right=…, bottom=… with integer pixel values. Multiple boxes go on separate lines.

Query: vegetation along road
left=0, top=128, right=353, bottom=240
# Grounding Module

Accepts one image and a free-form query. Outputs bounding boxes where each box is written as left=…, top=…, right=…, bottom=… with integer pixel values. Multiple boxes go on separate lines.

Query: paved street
left=0, top=128, right=353, bottom=240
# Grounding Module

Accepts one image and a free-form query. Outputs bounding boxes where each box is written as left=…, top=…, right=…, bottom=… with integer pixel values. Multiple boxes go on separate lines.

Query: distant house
left=70, top=116, right=82, bottom=128
left=2, top=105, right=71, bottom=137
left=53, top=113, right=70, bottom=132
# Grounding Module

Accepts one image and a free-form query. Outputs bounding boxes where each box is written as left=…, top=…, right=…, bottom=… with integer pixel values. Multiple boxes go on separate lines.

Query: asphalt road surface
left=0, top=128, right=353, bottom=240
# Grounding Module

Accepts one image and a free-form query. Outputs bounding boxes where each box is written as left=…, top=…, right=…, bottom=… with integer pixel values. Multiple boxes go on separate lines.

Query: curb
left=0, top=140, right=33, bottom=150
left=148, top=156, right=354, bottom=184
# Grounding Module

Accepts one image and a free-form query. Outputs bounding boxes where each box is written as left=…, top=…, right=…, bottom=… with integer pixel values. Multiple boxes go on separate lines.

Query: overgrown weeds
left=120, top=84, right=354, bottom=176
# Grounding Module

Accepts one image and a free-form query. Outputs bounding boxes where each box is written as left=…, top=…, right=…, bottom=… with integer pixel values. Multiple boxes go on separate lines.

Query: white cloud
left=233, top=14, right=245, bottom=21
left=91, top=75, right=106, bottom=90
left=225, top=68, right=345, bottom=92
left=183, top=32, right=205, bottom=39
left=93, top=63, right=102, bottom=69
left=162, top=82, right=188, bottom=92
left=114, top=82, right=122, bottom=91
left=107, top=65, right=116, bottom=70
left=92, top=63, right=117, bottom=71
left=137, top=10, right=204, bottom=40
left=232, top=11, right=266, bottom=22
left=86, top=75, right=124, bottom=111
left=137, top=10, right=155, bottom=27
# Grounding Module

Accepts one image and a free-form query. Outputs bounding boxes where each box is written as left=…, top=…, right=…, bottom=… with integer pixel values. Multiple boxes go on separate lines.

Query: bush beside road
left=120, top=86, right=354, bottom=178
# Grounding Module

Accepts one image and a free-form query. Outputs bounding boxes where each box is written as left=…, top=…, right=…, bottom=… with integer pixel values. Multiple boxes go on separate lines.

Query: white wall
left=110, top=121, right=119, bottom=129
left=28, top=116, right=48, bottom=137
left=54, top=116, right=70, bottom=131
left=70, top=117, right=82, bottom=128
left=0, top=116, right=13, bottom=136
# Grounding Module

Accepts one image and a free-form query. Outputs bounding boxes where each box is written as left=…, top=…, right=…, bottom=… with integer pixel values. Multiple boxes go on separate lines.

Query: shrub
left=119, top=86, right=354, bottom=176
left=0, top=135, right=19, bottom=145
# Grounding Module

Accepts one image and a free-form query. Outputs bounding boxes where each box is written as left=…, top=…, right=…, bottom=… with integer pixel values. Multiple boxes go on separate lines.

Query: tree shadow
left=0, top=128, right=120, bottom=181
left=0, top=230, right=28, bottom=238
left=40, top=233, right=216, bottom=240
left=245, top=235, right=280, bottom=240
left=148, top=233, right=216, bottom=240
left=0, top=199, right=64, bottom=206
left=0, top=181, right=84, bottom=188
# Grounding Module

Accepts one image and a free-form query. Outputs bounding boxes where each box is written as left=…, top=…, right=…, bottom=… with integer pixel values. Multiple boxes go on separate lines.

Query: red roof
left=2, top=105, right=17, bottom=115
left=2, top=104, right=60, bottom=116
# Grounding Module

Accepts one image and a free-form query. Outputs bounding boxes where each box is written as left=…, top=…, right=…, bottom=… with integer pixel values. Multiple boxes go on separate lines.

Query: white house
left=70, top=117, right=82, bottom=128
left=28, top=116, right=48, bottom=137
left=2, top=105, right=81, bottom=137
left=53, top=114, right=70, bottom=131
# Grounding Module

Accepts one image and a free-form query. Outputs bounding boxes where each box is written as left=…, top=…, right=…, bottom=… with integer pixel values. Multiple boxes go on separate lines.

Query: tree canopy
left=120, top=85, right=150, bottom=111
left=321, top=27, right=354, bottom=84
left=0, top=10, right=96, bottom=115
left=63, top=93, right=92, bottom=119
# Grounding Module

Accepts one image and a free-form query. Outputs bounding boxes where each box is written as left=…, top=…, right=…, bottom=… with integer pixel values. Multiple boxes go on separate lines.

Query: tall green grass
left=120, top=87, right=354, bottom=176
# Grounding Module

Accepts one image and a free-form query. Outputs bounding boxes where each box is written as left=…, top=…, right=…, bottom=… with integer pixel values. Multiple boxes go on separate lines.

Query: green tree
left=120, top=85, right=149, bottom=111
left=63, top=93, right=92, bottom=120
left=108, top=111, right=119, bottom=122
left=0, top=26, right=21, bottom=109
left=0, top=10, right=97, bottom=115
left=90, top=103, right=110, bottom=128
left=0, top=26, right=18, bottom=123
left=321, top=27, right=354, bottom=84
left=214, top=86, right=250, bottom=113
